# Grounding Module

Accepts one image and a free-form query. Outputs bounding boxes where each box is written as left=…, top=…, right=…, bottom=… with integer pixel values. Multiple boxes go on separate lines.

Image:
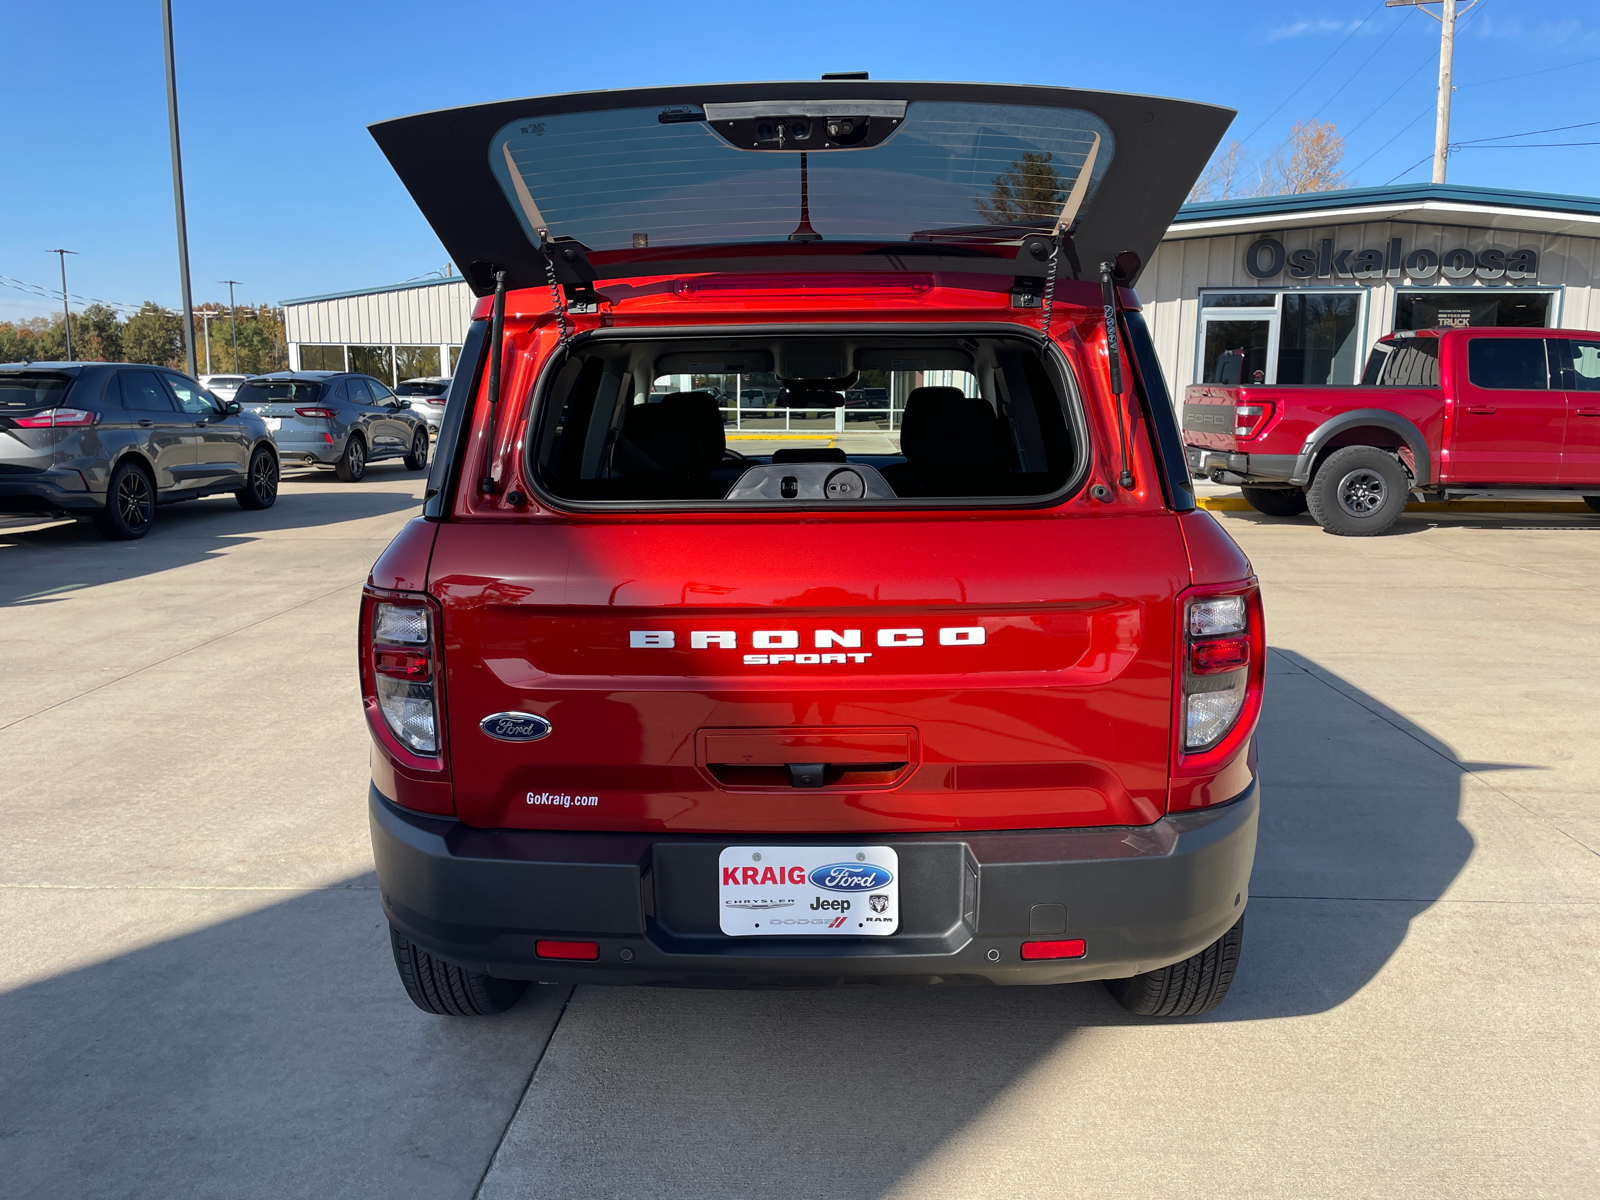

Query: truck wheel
left=95, top=460, right=156, bottom=540
left=235, top=447, right=279, bottom=510
left=1582, top=497, right=1600, bottom=514
left=389, top=927, right=528, bottom=1016
left=403, top=429, right=429, bottom=471
left=1240, top=486, right=1308, bottom=517
left=1306, top=446, right=1409, bottom=536
left=334, top=434, right=367, bottom=482
left=1104, top=915, right=1244, bottom=1017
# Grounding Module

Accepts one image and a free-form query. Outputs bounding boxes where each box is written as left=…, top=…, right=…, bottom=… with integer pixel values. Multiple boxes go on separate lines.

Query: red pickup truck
left=1182, top=325, right=1600, bottom=535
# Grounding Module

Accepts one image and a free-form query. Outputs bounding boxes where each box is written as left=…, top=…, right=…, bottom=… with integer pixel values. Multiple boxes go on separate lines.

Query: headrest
left=772, top=447, right=847, bottom=464
left=619, top=390, right=725, bottom=475
left=898, top=387, right=1005, bottom=470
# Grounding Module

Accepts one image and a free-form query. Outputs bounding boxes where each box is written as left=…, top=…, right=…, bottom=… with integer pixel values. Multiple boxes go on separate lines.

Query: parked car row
left=0, top=361, right=442, bottom=540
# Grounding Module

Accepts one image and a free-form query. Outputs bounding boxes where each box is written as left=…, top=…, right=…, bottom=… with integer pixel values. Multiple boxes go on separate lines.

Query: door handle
left=1465, top=406, right=1496, bottom=414
left=138, top=419, right=154, bottom=427
left=1576, top=408, right=1600, bottom=417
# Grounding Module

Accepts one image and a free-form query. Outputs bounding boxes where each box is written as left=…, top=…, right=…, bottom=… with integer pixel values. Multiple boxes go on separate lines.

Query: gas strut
left=1100, top=260, right=1135, bottom=491
left=478, top=268, right=506, bottom=495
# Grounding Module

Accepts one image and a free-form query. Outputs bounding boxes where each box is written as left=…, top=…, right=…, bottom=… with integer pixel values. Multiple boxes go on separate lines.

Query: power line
left=1309, top=5, right=1418, bottom=123
left=1452, top=118, right=1600, bottom=145
left=1341, top=47, right=1438, bottom=140
left=1384, top=153, right=1435, bottom=185
left=1456, top=141, right=1600, bottom=149
left=1347, top=102, right=1436, bottom=178
left=1236, top=0, right=1388, bottom=147
left=1457, top=54, right=1600, bottom=89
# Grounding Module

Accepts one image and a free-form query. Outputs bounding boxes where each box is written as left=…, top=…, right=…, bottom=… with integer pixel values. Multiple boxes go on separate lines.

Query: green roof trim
left=1174, top=183, right=1600, bottom=224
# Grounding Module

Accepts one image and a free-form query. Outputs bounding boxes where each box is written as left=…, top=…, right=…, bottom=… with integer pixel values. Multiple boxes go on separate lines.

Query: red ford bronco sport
left=1184, top=325, right=1600, bottom=535
left=362, top=81, right=1262, bottom=1018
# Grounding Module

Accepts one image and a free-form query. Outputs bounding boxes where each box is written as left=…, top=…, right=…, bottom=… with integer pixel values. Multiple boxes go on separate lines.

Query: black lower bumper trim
left=369, top=781, right=1258, bottom=987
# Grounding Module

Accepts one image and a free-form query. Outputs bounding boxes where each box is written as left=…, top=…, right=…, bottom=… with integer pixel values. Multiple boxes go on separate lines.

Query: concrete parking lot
left=2, top=474, right=1596, bottom=1199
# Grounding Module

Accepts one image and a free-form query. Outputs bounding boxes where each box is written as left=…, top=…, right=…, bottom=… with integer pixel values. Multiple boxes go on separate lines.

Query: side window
left=344, top=377, right=373, bottom=404
left=165, top=374, right=219, bottom=415
left=366, top=378, right=395, bottom=404
left=1559, top=340, right=1600, bottom=393
left=1381, top=340, right=1440, bottom=388
left=1360, top=346, right=1390, bottom=386
left=119, top=370, right=177, bottom=411
left=100, top=373, right=124, bottom=408
left=1468, top=338, right=1549, bottom=390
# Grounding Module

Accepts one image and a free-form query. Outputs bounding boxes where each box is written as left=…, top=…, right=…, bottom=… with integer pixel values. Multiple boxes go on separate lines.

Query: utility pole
left=1387, top=0, right=1480, bottom=184
left=220, top=280, right=242, bottom=371
left=47, top=249, right=77, bottom=360
left=197, top=307, right=218, bottom=374
left=162, top=0, right=198, bottom=378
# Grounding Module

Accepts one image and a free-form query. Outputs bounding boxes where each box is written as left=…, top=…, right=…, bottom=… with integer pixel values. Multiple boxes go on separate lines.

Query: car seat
left=879, top=387, right=1008, bottom=494
left=613, top=391, right=728, bottom=496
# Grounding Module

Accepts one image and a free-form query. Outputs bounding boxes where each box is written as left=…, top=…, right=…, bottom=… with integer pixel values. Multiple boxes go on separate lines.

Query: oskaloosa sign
left=1244, top=236, right=1538, bottom=282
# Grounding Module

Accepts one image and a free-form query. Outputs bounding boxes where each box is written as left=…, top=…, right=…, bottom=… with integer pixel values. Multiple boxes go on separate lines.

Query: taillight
left=1233, top=402, right=1271, bottom=438
left=369, top=601, right=439, bottom=756
left=295, top=406, right=336, bottom=418
left=1184, top=594, right=1251, bottom=750
left=13, top=408, right=96, bottom=428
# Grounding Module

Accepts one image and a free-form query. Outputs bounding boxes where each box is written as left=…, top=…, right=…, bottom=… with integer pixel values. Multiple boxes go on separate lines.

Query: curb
left=1197, top=497, right=1594, bottom=514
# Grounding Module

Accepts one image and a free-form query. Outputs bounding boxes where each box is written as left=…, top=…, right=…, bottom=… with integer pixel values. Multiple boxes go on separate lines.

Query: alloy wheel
left=1336, top=468, right=1387, bottom=517
left=117, top=470, right=153, bottom=531
left=252, top=453, right=278, bottom=504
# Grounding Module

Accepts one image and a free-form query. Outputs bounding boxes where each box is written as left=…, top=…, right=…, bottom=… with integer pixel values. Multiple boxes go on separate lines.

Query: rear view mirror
left=224, top=401, right=241, bottom=415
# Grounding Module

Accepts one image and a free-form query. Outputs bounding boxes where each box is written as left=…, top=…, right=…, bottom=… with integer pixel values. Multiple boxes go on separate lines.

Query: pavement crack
left=472, top=985, right=575, bottom=1200
left=0, top=581, right=360, bottom=732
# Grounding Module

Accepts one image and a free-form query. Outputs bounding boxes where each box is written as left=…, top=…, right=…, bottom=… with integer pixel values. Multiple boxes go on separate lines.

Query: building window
left=394, top=346, right=441, bottom=380
left=300, top=345, right=346, bottom=371
left=1197, top=290, right=1364, bottom=386
left=1395, top=290, right=1554, bottom=331
left=447, top=346, right=464, bottom=374
left=349, top=345, right=393, bottom=382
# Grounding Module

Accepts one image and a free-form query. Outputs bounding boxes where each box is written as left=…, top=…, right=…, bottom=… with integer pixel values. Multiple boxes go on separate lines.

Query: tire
left=403, top=429, right=429, bottom=472
left=1240, top=486, right=1308, bottom=517
left=1305, top=445, right=1410, bottom=536
left=1582, top=496, right=1600, bottom=514
left=390, top=927, right=529, bottom=1016
left=334, top=434, right=367, bottom=482
left=95, top=460, right=156, bottom=540
left=1104, top=915, right=1244, bottom=1017
left=235, top=447, right=279, bottom=510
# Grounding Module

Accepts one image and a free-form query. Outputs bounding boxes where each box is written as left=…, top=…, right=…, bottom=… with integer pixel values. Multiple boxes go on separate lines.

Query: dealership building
left=282, top=183, right=1600, bottom=397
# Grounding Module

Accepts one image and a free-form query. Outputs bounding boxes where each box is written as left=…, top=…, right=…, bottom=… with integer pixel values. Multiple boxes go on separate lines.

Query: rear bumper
left=369, top=779, right=1259, bottom=987
left=0, top=470, right=99, bottom=514
left=1184, top=446, right=1300, bottom=486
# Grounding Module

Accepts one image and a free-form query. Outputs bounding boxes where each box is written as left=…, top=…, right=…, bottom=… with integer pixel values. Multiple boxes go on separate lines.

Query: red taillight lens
left=1021, top=939, right=1086, bottom=960
left=374, top=648, right=429, bottom=679
left=1233, top=402, right=1272, bottom=438
left=14, top=408, right=96, bottom=428
left=295, top=406, right=336, bottom=418
left=536, top=940, right=599, bottom=961
left=1190, top=636, right=1250, bottom=675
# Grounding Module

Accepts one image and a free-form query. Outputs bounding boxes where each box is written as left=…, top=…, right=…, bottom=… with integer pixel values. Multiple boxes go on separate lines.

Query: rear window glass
left=237, top=380, right=326, bottom=404
left=1364, top=339, right=1440, bottom=388
left=490, top=101, right=1114, bottom=251
left=396, top=382, right=449, bottom=397
left=1468, top=339, right=1548, bottom=390
left=0, top=372, right=74, bottom=410
left=532, top=336, right=1080, bottom=506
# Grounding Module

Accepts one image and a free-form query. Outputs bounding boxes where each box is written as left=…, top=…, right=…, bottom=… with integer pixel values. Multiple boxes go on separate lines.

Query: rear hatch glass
left=532, top=333, right=1081, bottom=506
left=236, top=380, right=328, bottom=416
left=0, top=372, right=75, bottom=417
left=396, top=382, right=449, bottom=397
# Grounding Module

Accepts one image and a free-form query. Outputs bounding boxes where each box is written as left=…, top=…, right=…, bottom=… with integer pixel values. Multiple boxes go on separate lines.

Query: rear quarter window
left=1370, top=340, right=1440, bottom=387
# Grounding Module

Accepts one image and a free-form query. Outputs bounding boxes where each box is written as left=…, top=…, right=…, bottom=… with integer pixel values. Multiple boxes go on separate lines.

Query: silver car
left=394, top=377, right=451, bottom=432
left=235, top=371, right=430, bottom=482
left=199, top=374, right=249, bottom=402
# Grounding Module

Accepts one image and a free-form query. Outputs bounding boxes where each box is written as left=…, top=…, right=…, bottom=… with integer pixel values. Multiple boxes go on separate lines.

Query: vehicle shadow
left=0, top=652, right=1484, bottom=1197
left=1219, top=507, right=1600, bottom=535
left=0, top=472, right=422, bottom=608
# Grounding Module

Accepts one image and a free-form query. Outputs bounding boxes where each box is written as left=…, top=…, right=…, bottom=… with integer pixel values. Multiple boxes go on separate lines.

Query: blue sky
left=3, top=0, right=1597, bottom=321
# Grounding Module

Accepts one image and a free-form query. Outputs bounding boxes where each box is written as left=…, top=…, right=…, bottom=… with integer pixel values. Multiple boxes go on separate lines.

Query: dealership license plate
left=264, top=417, right=281, bottom=430
left=718, top=846, right=899, bottom=936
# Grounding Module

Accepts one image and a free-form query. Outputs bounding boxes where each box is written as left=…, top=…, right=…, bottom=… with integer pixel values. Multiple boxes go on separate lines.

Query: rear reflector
left=374, top=648, right=429, bottom=678
left=536, top=940, right=599, bottom=961
left=1021, top=939, right=1086, bottom=960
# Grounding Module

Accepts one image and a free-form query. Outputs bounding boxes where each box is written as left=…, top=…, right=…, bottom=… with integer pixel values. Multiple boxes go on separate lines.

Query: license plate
left=264, top=417, right=281, bottom=430
left=718, top=846, right=899, bottom=936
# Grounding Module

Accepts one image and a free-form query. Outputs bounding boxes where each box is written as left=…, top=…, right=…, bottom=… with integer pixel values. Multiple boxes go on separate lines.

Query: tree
left=122, top=302, right=184, bottom=367
left=0, top=318, right=50, bottom=363
left=977, top=151, right=1066, bottom=224
left=1278, top=120, right=1346, bottom=194
left=1189, top=140, right=1252, bottom=202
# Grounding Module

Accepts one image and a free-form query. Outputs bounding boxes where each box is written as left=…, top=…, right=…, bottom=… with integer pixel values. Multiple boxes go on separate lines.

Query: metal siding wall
left=283, top=281, right=474, bottom=349
left=1142, top=219, right=1600, bottom=399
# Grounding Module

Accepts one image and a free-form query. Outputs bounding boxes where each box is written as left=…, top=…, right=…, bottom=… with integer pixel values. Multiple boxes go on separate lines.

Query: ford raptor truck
left=360, top=80, right=1262, bottom=1018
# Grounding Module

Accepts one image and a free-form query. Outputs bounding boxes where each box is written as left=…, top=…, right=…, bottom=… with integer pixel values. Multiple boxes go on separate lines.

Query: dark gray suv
left=235, top=372, right=430, bottom=482
left=0, top=363, right=279, bottom=540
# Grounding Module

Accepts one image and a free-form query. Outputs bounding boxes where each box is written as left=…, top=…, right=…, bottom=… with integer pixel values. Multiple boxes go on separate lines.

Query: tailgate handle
left=1465, top=405, right=1496, bottom=414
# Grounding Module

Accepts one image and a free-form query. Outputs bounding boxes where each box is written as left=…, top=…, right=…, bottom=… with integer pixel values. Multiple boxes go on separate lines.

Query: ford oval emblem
left=809, top=862, right=894, bottom=891
left=479, top=712, right=552, bottom=742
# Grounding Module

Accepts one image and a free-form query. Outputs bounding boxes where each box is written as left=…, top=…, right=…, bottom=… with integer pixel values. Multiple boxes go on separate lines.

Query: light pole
left=220, top=280, right=242, bottom=371
left=162, top=0, right=198, bottom=378
left=1386, top=0, right=1480, bottom=183
left=47, top=249, right=77, bottom=360
left=197, top=307, right=219, bottom=374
